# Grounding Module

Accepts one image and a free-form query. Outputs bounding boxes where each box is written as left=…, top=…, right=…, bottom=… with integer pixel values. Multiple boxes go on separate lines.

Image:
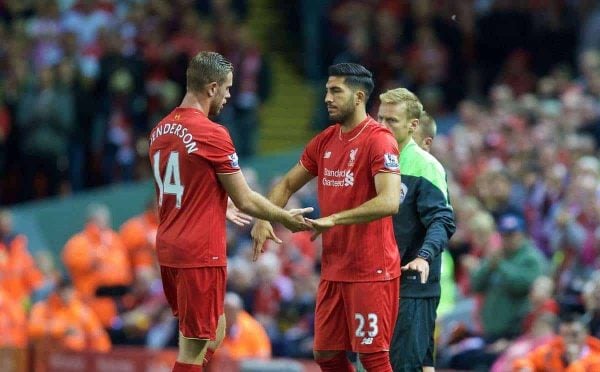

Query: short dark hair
left=186, top=51, right=233, bottom=93
left=419, top=111, right=437, bottom=139
left=328, top=63, right=374, bottom=100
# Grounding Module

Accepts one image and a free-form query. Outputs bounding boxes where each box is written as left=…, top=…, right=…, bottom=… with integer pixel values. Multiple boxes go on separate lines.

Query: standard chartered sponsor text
left=323, top=168, right=354, bottom=187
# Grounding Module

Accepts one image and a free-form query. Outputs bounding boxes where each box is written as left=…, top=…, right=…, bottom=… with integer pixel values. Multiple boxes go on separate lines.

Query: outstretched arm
left=218, top=171, right=312, bottom=232
left=250, top=164, right=315, bottom=260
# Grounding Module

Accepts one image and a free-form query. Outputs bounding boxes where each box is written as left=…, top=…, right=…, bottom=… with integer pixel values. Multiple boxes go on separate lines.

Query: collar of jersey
left=338, top=116, right=372, bottom=142
left=175, top=107, right=207, bottom=116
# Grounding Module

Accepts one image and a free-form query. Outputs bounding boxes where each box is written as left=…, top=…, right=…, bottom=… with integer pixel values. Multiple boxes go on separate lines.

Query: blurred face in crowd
left=0, top=210, right=12, bottom=237
left=501, top=230, right=523, bottom=252
left=560, top=320, right=587, bottom=350
left=209, top=71, right=232, bottom=116
left=325, top=76, right=359, bottom=123
left=378, top=102, right=417, bottom=145
left=529, top=276, right=554, bottom=304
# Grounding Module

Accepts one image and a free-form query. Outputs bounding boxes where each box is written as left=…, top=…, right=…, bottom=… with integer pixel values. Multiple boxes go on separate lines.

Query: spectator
left=0, top=287, right=28, bottom=348
left=0, top=209, right=44, bottom=308
left=491, top=312, right=557, bottom=372
left=214, top=292, right=271, bottom=361
left=470, top=213, right=547, bottom=341
left=28, top=278, right=111, bottom=352
left=62, top=203, right=132, bottom=328
left=15, top=65, right=75, bottom=199
left=513, top=313, right=600, bottom=371
left=119, top=198, right=159, bottom=277
left=522, top=276, right=559, bottom=334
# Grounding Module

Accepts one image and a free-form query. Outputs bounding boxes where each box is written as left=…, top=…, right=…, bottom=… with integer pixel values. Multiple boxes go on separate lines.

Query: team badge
left=383, top=153, right=399, bottom=171
left=348, top=148, right=358, bottom=167
left=229, top=153, right=239, bottom=168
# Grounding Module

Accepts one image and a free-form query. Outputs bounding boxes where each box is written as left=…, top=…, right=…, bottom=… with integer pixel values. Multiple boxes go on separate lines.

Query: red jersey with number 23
left=149, top=107, right=240, bottom=268
left=300, top=116, right=401, bottom=282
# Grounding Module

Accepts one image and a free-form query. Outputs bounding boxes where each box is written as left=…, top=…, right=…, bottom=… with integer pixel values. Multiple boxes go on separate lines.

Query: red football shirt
left=300, top=116, right=401, bottom=282
left=148, top=107, right=240, bottom=268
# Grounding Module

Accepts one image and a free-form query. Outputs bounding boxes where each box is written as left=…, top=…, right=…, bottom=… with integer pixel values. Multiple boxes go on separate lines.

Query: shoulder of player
left=402, top=146, right=447, bottom=180
left=308, top=124, right=338, bottom=145
left=365, top=121, right=395, bottom=139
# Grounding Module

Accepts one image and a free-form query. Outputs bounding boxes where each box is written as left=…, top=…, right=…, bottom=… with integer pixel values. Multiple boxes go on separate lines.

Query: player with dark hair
left=149, top=51, right=312, bottom=372
left=252, top=62, right=402, bottom=371
left=377, top=88, right=455, bottom=372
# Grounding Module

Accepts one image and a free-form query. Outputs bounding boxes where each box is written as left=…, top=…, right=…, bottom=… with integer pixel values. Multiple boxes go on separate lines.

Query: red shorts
left=314, top=278, right=400, bottom=353
left=160, top=265, right=226, bottom=340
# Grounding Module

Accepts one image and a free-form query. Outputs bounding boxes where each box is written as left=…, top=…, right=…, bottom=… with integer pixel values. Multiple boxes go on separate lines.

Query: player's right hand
left=282, top=207, right=314, bottom=233
left=251, top=220, right=281, bottom=262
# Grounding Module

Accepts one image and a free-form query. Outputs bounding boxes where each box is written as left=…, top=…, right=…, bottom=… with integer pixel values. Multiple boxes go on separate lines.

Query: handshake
left=226, top=198, right=333, bottom=261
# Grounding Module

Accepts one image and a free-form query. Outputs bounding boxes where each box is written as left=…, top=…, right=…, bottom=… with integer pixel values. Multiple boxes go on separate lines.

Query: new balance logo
left=324, top=151, right=331, bottom=159
left=360, top=337, right=373, bottom=345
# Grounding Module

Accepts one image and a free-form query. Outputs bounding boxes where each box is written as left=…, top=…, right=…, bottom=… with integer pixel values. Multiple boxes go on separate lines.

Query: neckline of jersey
left=175, top=107, right=207, bottom=116
left=338, top=116, right=373, bottom=142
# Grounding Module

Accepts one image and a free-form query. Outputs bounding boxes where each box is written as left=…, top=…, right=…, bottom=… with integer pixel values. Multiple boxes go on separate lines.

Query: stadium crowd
left=0, top=0, right=270, bottom=204
left=2, top=0, right=600, bottom=371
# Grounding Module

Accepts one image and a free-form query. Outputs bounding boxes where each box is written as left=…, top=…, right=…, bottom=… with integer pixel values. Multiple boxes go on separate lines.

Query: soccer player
left=377, top=88, right=456, bottom=372
left=251, top=63, right=402, bottom=372
left=148, top=51, right=312, bottom=372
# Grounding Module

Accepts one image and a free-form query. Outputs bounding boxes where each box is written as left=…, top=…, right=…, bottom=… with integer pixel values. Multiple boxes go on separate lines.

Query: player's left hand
left=226, top=198, right=253, bottom=226
left=251, top=220, right=282, bottom=261
left=305, top=216, right=336, bottom=241
left=401, top=257, right=430, bottom=284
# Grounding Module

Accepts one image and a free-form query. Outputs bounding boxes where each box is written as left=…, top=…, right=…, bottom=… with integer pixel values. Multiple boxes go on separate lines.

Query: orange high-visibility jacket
left=29, top=292, right=111, bottom=352
left=62, top=223, right=132, bottom=326
left=0, top=234, right=43, bottom=307
left=0, top=288, right=27, bottom=347
left=119, top=211, right=158, bottom=273
left=513, top=336, right=600, bottom=372
left=218, top=310, right=272, bottom=360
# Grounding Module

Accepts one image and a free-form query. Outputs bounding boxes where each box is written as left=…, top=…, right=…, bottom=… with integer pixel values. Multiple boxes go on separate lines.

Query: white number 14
left=153, top=151, right=184, bottom=208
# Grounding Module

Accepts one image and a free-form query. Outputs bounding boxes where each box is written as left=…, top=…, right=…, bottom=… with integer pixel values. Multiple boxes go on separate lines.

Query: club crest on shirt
left=348, top=148, right=358, bottom=167
left=384, top=153, right=399, bottom=171
left=229, top=153, right=239, bottom=168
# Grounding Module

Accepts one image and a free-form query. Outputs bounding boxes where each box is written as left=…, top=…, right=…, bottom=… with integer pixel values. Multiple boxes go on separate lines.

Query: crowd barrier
left=0, top=344, right=320, bottom=372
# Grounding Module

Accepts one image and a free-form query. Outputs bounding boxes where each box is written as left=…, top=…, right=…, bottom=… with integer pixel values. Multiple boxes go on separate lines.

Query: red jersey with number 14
left=149, top=107, right=240, bottom=268
left=300, top=116, right=401, bottom=282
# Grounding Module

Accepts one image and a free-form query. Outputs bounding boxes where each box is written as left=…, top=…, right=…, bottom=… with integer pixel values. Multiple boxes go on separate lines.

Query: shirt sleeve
left=369, top=129, right=400, bottom=176
left=299, top=134, right=320, bottom=176
left=198, top=126, right=241, bottom=174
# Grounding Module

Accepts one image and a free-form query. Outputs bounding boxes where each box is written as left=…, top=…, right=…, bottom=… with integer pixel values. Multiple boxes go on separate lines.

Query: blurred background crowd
left=2, top=0, right=600, bottom=370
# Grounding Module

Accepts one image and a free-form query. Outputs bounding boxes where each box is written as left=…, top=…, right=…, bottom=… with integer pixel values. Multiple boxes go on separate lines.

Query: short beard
left=209, top=100, right=221, bottom=116
left=328, top=99, right=355, bottom=124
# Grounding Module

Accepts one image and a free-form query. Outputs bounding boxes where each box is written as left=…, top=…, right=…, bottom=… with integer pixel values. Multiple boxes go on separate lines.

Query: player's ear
left=207, top=82, right=218, bottom=97
left=409, top=118, right=419, bottom=134
left=355, top=90, right=366, bottom=106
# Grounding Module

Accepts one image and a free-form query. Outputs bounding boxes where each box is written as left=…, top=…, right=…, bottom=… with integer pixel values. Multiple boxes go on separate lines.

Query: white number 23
left=355, top=313, right=378, bottom=337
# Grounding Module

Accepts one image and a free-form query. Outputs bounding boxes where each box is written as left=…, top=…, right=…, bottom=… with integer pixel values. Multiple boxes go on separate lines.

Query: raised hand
left=226, top=198, right=253, bottom=226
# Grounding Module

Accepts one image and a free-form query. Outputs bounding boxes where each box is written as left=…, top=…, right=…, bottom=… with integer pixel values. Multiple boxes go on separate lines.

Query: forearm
left=329, top=194, right=398, bottom=226
left=266, top=180, right=295, bottom=208
left=421, top=217, right=455, bottom=258
left=238, top=191, right=288, bottom=223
